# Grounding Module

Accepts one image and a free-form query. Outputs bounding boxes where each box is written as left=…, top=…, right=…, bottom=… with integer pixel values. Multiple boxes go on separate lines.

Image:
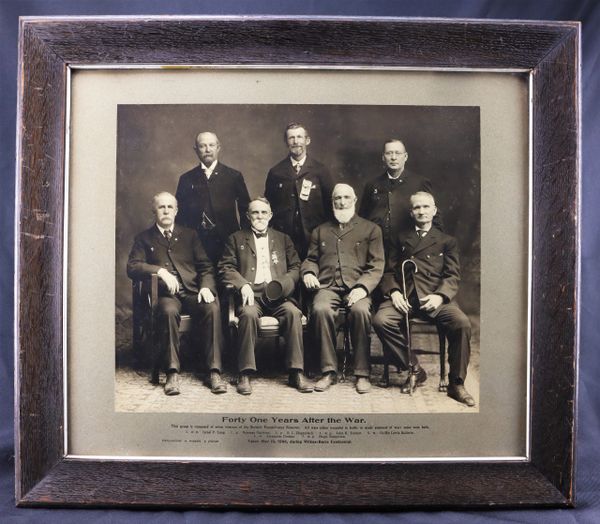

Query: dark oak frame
left=15, top=16, right=579, bottom=509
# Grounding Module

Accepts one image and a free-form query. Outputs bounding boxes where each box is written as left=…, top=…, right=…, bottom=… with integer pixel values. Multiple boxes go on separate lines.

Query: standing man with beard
left=359, top=138, right=442, bottom=249
left=301, top=184, right=385, bottom=394
left=219, top=197, right=312, bottom=395
left=176, top=131, right=251, bottom=264
left=265, top=122, right=334, bottom=258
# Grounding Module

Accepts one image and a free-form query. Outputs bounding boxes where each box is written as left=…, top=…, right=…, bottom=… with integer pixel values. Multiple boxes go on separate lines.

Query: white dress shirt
left=253, top=232, right=272, bottom=284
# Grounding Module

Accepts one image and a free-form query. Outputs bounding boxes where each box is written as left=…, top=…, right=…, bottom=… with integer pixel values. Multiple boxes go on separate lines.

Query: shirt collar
left=387, top=169, right=406, bottom=180
left=251, top=227, right=269, bottom=239
left=201, top=160, right=218, bottom=176
left=290, top=156, right=307, bottom=168
left=156, top=224, right=174, bottom=236
left=415, top=224, right=432, bottom=233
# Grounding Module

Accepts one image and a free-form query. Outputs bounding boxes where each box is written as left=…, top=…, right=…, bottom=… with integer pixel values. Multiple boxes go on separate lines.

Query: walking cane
left=401, top=259, right=418, bottom=395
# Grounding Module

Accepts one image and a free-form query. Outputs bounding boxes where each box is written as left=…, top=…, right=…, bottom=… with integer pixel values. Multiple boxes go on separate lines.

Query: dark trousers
left=198, top=229, right=225, bottom=266
left=372, top=299, right=471, bottom=381
left=156, top=290, right=223, bottom=373
left=236, top=293, right=304, bottom=373
left=310, top=287, right=372, bottom=377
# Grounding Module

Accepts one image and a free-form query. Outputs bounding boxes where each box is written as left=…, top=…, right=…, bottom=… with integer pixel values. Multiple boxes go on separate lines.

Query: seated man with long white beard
left=301, top=183, right=385, bottom=393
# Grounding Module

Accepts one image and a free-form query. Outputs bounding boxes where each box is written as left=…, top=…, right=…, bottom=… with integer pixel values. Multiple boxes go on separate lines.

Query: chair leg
left=438, top=332, right=448, bottom=392
left=383, top=363, right=390, bottom=387
left=341, top=318, right=350, bottom=382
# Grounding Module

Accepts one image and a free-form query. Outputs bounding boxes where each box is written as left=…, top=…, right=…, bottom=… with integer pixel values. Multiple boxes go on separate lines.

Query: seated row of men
left=127, top=185, right=475, bottom=407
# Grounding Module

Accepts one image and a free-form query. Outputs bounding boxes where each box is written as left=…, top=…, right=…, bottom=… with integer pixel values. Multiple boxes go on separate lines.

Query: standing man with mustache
left=301, top=184, right=385, bottom=394
left=265, top=122, right=334, bottom=258
left=219, top=197, right=312, bottom=395
left=176, top=131, right=251, bottom=265
left=359, top=138, right=442, bottom=249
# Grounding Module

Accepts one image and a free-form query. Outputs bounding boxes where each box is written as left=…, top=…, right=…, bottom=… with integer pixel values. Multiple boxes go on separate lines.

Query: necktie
left=294, top=163, right=301, bottom=174
left=417, top=230, right=427, bottom=239
left=164, top=229, right=172, bottom=241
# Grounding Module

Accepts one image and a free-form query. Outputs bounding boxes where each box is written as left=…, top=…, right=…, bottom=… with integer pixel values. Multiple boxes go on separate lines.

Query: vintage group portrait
left=115, top=102, right=482, bottom=411
left=65, top=68, right=528, bottom=461
left=16, top=17, right=578, bottom=508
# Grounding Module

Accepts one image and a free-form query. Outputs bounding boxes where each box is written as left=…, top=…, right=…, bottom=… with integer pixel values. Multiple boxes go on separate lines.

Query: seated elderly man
left=219, top=197, right=312, bottom=395
left=301, top=183, right=385, bottom=394
left=373, top=191, right=474, bottom=407
left=127, top=191, right=226, bottom=396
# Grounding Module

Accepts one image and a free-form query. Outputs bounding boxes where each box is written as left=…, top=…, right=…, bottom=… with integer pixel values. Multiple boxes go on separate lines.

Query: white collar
left=290, top=156, right=307, bottom=168
left=156, top=224, right=174, bottom=235
left=201, top=160, right=218, bottom=176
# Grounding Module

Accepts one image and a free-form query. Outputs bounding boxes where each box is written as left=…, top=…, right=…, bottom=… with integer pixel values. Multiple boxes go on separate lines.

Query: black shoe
left=288, top=371, right=314, bottom=393
left=447, top=383, right=475, bottom=407
left=314, top=372, right=336, bottom=392
left=210, top=371, right=227, bottom=394
left=400, top=367, right=427, bottom=394
left=236, top=374, right=252, bottom=395
left=164, top=372, right=180, bottom=395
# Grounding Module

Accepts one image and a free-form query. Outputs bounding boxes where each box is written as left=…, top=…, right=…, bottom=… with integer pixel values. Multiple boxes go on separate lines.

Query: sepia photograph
left=115, top=103, right=482, bottom=415
left=64, top=67, right=528, bottom=460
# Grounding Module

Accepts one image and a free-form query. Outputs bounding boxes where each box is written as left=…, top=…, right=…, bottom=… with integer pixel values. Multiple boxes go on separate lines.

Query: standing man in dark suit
left=219, top=197, right=312, bottom=395
left=176, top=131, right=251, bottom=264
left=373, top=191, right=474, bottom=407
left=302, top=183, right=385, bottom=394
left=265, top=122, right=334, bottom=258
left=127, top=192, right=227, bottom=396
left=359, top=138, right=442, bottom=249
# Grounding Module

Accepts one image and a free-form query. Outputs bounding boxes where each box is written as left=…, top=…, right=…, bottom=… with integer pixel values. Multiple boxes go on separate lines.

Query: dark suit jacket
left=264, top=155, right=334, bottom=245
left=301, top=215, right=385, bottom=294
left=380, top=227, right=460, bottom=317
left=359, top=169, right=442, bottom=246
left=175, top=162, right=251, bottom=241
left=127, top=224, right=217, bottom=294
left=218, top=227, right=301, bottom=297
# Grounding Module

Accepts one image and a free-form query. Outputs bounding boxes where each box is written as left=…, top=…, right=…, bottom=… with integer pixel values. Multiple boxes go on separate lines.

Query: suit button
left=251, top=267, right=255, bottom=271
left=411, top=256, right=414, bottom=259
left=167, top=248, right=172, bottom=253
left=165, top=262, right=170, bottom=266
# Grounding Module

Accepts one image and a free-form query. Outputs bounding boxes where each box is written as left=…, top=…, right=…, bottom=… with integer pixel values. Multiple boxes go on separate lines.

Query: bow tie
left=253, top=230, right=268, bottom=239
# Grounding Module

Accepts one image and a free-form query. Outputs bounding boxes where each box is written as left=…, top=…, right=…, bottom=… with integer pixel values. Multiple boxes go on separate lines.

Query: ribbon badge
left=271, top=251, right=279, bottom=265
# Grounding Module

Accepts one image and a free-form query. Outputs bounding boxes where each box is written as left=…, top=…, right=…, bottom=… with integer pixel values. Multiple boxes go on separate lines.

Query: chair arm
left=224, top=283, right=238, bottom=327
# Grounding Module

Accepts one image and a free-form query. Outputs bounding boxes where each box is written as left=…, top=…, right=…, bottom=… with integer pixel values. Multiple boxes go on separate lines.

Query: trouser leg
left=236, top=302, right=264, bottom=373
left=272, top=300, right=304, bottom=371
left=372, top=299, right=413, bottom=370
left=180, top=293, right=224, bottom=372
left=310, top=288, right=342, bottom=374
left=157, top=296, right=182, bottom=372
left=348, top=297, right=372, bottom=377
left=432, top=303, right=471, bottom=381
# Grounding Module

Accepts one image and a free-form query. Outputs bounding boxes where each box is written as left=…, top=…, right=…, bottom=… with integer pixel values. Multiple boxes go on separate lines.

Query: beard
left=333, top=205, right=355, bottom=224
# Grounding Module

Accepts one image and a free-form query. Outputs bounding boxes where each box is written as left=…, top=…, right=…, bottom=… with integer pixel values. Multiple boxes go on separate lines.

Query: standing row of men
left=127, top=123, right=475, bottom=407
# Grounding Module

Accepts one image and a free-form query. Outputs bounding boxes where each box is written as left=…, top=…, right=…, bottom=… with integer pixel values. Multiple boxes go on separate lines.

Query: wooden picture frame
left=15, top=16, right=579, bottom=508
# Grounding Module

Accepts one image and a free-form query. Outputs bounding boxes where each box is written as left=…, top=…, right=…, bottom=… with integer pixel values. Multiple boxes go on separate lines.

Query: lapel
left=243, top=229, right=256, bottom=255
left=411, top=227, right=439, bottom=256
left=153, top=224, right=170, bottom=248
left=334, top=215, right=358, bottom=239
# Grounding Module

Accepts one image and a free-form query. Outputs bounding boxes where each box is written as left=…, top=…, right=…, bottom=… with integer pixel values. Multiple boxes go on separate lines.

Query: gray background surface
left=3, top=1, right=598, bottom=522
